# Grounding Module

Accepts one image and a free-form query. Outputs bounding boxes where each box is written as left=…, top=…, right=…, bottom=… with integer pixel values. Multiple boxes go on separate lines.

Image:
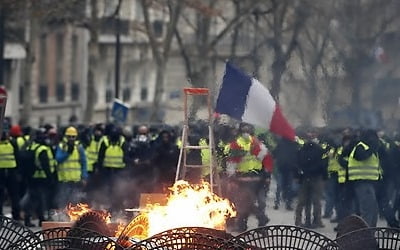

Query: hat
left=10, top=125, right=22, bottom=137
left=65, top=126, right=78, bottom=136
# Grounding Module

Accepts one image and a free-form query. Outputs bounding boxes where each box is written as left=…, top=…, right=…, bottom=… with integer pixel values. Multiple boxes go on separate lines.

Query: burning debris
left=66, top=203, right=111, bottom=224
left=116, top=180, right=236, bottom=246
left=58, top=181, right=236, bottom=248
left=66, top=203, right=92, bottom=221
left=66, top=203, right=114, bottom=238
left=145, top=180, right=236, bottom=236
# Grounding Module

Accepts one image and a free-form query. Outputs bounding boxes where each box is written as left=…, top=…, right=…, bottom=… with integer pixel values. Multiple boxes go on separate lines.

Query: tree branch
left=141, top=0, right=162, bottom=63
left=112, top=0, right=123, bottom=17
left=175, top=28, right=192, bottom=77
left=206, top=0, right=261, bottom=52
left=162, top=0, right=183, bottom=58
left=283, top=3, right=308, bottom=62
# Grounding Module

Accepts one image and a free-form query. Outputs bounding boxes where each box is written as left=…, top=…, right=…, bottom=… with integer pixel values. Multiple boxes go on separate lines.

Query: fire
left=117, top=180, right=236, bottom=242
left=66, top=203, right=91, bottom=221
left=66, top=203, right=111, bottom=224
left=147, top=180, right=236, bottom=236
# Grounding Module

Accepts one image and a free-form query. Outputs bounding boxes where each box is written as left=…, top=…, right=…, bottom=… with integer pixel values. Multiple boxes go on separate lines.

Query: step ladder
left=175, top=88, right=221, bottom=194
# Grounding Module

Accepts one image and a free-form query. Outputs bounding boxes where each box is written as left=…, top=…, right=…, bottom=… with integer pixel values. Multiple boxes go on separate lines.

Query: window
left=56, top=33, right=64, bottom=102
left=122, top=70, right=131, bottom=102
left=56, top=83, right=65, bottom=102
left=71, top=82, right=80, bottom=101
left=123, top=87, right=131, bottom=102
left=106, top=89, right=113, bottom=103
left=39, top=85, right=48, bottom=103
left=71, top=35, right=79, bottom=84
left=106, top=69, right=114, bottom=103
left=55, top=33, right=64, bottom=85
left=39, top=34, right=47, bottom=85
left=140, top=87, right=148, bottom=101
left=153, top=20, right=163, bottom=38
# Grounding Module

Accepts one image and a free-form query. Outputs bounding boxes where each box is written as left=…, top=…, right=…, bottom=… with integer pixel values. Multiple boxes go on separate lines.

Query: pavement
left=2, top=180, right=388, bottom=239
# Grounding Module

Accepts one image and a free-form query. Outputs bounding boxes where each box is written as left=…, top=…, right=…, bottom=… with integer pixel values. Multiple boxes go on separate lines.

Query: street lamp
left=115, top=2, right=121, bottom=99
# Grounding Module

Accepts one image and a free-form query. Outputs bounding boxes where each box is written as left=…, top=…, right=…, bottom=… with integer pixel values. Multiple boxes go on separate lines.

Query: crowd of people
left=0, top=123, right=180, bottom=227
left=273, top=127, right=400, bottom=231
left=0, top=120, right=399, bottom=233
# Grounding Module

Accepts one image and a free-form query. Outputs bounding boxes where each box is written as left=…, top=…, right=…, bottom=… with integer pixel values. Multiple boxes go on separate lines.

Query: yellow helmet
left=65, top=126, right=78, bottom=136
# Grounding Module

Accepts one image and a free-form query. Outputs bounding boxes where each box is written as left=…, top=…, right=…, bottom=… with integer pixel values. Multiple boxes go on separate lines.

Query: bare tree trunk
left=188, top=56, right=211, bottom=118
left=83, top=0, right=99, bottom=124
left=20, top=1, right=37, bottom=126
left=84, top=41, right=98, bottom=124
left=270, top=59, right=285, bottom=101
left=150, top=59, right=166, bottom=122
left=142, top=0, right=182, bottom=122
left=301, top=70, right=317, bottom=125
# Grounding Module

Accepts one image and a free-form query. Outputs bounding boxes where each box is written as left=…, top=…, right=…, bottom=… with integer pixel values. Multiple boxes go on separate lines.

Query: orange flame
left=66, top=203, right=91, bottom=221
left=117, top=180, right=236, bottom=241
left=147, top=180, right=236, bottom=236
left=66, top=203, right=111, bottom=224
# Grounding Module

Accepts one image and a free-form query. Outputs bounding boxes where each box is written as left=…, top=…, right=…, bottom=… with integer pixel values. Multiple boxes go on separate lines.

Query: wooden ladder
left=175, top=88, right=221, bottom=194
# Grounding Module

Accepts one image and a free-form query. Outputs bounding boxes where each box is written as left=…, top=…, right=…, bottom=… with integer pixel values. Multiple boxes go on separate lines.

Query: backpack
left=19, top=141, right=41, bottom=179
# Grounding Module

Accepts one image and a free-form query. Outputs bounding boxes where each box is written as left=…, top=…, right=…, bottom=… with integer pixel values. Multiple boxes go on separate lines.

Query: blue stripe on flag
left=215, top=62, right=251, bottom=120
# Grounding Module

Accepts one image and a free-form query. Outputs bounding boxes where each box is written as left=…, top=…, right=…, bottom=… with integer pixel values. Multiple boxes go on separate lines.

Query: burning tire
left=69, top=211, right=112, bottom=237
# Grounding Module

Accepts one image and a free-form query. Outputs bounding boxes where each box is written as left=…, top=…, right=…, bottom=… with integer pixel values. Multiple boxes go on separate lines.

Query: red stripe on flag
left=262, top=153, right=274, bottom=173
left=269, top=105, right=295, bottom=141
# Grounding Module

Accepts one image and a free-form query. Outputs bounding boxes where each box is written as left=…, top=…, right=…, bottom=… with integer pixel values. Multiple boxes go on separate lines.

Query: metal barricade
left=0, top=215, right=36, bottom=250
left=335, top=227, right=400, bottom=250
left=231, top=225, right=339, bottom=250
left=131, top=226, right=245, bottom=249
left=8, top=226, right=124, bottom=250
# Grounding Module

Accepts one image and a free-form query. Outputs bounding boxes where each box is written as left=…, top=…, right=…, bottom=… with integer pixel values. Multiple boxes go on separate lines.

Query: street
left=2, top=179, right=388, bottom=240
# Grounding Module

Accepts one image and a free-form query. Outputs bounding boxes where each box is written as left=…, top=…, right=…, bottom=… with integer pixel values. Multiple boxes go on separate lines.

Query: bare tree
left=253, top=0, right=309, bottom=101
left=329, top=0, right=400, bottom=119
left=83, top=0, right=100, bottom=124
left=141, top=0, right=183, bottom=122
left=296, top=1, right=332, bottom=125
left=175, top=0, right=260, bottom=116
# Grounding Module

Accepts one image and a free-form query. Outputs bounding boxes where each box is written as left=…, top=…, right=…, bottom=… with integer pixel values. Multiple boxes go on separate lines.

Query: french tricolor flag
left=216, top=62, right=295, bottom=141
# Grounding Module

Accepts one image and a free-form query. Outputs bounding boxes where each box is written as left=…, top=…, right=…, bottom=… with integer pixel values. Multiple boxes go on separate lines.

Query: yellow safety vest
left=327, top=148, right=341, bottom=173
left=336, top=147, right=347, bottom=184
left=234, top=136, right=262, bottom=173
left=33, top=144, right=56, bottom=179
left=348, top=142, right=380, bottom=181
left=321, top=143, right=329, bottom=160
left=58, top=143, right=82, bottom=182
left=86, top=138, right=101, bottom=172
left=103, top=140, right=125, bottom=169
left=176, top=138, right=183, bottom=149
left=103, top=136, right=125, bottom=147
left=199, top=138, right=212, bottom=177
left=16, top=136, right=28, bottom=149
left=0, top=141, right=16, bottom=169
left=295, top=136, right=305, bottom=148
left=200, top=139, right=210, bottom=164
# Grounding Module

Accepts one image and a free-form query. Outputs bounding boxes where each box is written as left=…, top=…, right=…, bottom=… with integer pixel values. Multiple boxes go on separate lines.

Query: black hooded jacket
left=297, top=141, right=328, bottom=178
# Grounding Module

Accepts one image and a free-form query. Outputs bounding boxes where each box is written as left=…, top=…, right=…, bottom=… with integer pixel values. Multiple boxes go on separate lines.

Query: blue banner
left=111, top=99, right=129, bottom=123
